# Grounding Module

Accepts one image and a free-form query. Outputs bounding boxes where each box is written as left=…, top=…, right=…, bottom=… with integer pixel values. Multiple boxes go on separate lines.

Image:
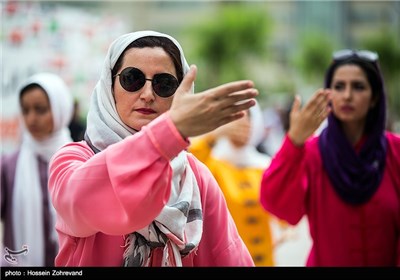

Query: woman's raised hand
left=288, top=89, right=331, bottom=146
left=170, top=65, right=258, bottom=138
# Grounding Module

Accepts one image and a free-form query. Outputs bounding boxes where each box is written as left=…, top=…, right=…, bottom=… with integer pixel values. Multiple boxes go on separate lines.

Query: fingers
left=307, top=89, right=330, bottom=114
left=210, top=80, right=256, bottom=99
left=218, top=111, right=247, bottom=127
left=228, top=89, right=259, bottom=104
left=214, top=85, right=258, bottom=112
left=171, top=74, right=258, bottom=138
left=216, top=89, right=257, bottom=111
left=231, top=98, right=256, bottom=112
left=317, top=103, right=332, bottom=120
left=291, top=95, right=301, bottom=114
left=312, top=89, right=331, bottom=119
left=216, top=99, right=256, bottom=127
left=287, top=90, right=330, bottom=147
left=176, top=65, right=197, bottom=95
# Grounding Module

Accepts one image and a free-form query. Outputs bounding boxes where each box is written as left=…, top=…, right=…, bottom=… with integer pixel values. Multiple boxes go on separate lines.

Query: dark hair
left=324, top=56, right=386, bottom=133
left=111, top=36, right=183, bottom=88
left=19, top=83, right=48, bottom=105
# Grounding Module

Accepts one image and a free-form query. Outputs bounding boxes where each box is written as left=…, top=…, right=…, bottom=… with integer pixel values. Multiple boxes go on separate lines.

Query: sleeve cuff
left=144, top=112, right=189, bottom=160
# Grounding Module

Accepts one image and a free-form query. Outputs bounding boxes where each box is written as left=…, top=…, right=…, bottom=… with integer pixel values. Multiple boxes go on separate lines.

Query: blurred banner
left=1, top=1, right=129, bottom=154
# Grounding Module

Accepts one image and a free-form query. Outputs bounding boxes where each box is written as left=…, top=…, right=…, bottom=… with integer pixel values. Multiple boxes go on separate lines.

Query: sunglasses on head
left=332, top=49, right=379, bottom=62
left=114, top=67, right=179, bottom=98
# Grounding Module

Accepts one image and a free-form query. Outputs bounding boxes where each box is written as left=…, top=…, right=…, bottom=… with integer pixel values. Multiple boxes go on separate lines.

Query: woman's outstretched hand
left=170, top=65, right=259, bottom=138
left=288, top=88, right=331, bottom=146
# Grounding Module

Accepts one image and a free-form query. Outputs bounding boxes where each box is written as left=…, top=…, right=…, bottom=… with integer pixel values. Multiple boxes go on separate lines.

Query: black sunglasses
left=114, top=67, right=179, bottom=98
left=332, top=49, right=379, bottom=62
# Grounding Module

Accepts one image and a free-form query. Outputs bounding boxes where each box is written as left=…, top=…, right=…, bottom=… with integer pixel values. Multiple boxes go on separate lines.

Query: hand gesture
left=288, top=89, right=331, bottom=146
left=170, top=65, right=258, bottom=138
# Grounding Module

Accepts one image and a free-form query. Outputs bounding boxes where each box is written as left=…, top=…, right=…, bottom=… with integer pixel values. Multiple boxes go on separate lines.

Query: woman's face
left=113, top=47, right=177, bottom=131
left=20, top=87, right=54, bottom=140
left=214, top=109, right=251, bottom=148
left=330, top=64, right=376, bottom=124
left=228, top=110, right=251, bottom=147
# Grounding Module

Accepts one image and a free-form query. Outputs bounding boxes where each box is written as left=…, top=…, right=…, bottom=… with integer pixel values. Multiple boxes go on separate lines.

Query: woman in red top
left=260, top=50, right=400, bottom=266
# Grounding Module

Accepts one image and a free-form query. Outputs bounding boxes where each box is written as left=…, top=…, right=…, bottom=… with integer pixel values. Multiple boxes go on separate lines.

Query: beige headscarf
left=84, top=31, right=202, bottom=267
left=12, top=72, right=73, bottom=266
left=212, top=100, right=271, bottom=169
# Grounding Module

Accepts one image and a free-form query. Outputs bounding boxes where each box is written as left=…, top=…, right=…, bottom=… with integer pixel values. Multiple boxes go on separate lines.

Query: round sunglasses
left=114, top=67, right=179, bottom=98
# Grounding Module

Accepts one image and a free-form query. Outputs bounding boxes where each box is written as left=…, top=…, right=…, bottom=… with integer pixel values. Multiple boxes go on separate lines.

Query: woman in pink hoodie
left=48, top=31, right=257, bottom=267
left=260, top=50, right=400, bottom=266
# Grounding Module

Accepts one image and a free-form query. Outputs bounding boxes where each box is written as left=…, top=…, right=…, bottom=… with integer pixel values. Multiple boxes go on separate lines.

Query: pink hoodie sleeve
left=260, top=135, right=308, bottom=225
left=48, top=113, right=189, bottom=237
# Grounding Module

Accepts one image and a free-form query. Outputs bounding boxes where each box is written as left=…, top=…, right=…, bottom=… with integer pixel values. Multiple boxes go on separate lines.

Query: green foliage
left=185, top=2, right=272, bottom=92
left=360, top=30, right=400, bottom=123
left=292, top=30, right=336, bottom=84
left=361, top=31, right=400, bottom=76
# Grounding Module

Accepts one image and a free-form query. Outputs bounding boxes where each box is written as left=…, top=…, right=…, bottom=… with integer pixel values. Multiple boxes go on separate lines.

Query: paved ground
left=273, top=217, right=312, bottom=266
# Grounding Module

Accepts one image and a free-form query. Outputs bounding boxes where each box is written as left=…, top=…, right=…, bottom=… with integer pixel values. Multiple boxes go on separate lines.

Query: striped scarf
left=122, top=152, right=203, bottom=267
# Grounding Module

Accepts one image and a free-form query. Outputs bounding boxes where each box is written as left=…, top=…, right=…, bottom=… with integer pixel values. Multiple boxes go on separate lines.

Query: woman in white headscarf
left=48, top=30, right=258, bottom=267
left=1, top=72, right=74, bottom=266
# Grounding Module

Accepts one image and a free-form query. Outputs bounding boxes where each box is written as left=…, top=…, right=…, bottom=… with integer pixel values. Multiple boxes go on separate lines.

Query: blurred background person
left=68, top=99, right=86, bottom=142
left=257, top=99, right=292, bottom=157
left=1, top=72, right=74, bottom=266
left=260, top=50, right=400, bottom=266
left=189, top=101, right=288, bottom=266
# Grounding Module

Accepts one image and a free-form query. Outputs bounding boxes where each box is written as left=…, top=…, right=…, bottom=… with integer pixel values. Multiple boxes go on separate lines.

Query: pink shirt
left=48, top=113, right=254, bottom=267
left=260, top=133, right=400, bottom=266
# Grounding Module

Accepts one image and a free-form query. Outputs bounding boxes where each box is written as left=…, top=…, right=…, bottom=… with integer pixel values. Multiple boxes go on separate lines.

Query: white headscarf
left=84, top=31, right=202, bottom=267
left=212, top=100, right=271, bottom=169
left=12, top=72, right=73, bottom=266
left=85, top=30, right=191, bottom=152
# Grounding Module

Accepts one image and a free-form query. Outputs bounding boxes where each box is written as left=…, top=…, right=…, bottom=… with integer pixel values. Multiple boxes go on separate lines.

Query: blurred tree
left=185, top=2, right=272, bottom=99
left=291, top=30, right=337, bottom=86
left=360, top=31, right=400, bottom=129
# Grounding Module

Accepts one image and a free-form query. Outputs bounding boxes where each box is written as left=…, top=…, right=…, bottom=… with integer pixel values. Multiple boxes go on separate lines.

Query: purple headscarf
left=318, top=54, right=388, bottom=205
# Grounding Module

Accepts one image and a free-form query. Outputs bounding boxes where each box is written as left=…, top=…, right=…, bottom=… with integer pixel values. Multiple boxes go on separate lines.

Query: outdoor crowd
left=1, top=30, right=399, bottom=267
